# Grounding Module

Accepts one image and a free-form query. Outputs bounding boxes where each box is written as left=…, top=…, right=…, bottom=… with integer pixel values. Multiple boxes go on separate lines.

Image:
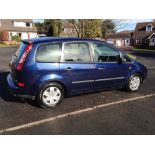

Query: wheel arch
left=127, top=71, right=143, bottom=83
left=133, top=71, right=144, bottom=82
left=37, top=79, right=68, bottom=97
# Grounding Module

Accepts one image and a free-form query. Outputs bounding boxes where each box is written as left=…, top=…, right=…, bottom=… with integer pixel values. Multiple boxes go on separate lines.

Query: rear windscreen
left=15, top=42, right=27, bottom=59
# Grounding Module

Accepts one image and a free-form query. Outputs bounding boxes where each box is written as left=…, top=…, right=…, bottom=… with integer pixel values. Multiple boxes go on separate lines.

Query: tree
left=83, top=20, right=102, bottom=38
left=34, top=22, right=43, bottom=34
left=66, top=19, right=102, bottom=38
left=42, top=19, right=62, bottom=36
left=67, top=19, right=82, bottom=37
left=101, top=19, right=116, bottom=38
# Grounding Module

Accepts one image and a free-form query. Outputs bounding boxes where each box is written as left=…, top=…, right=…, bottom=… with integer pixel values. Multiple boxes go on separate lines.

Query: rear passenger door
left=35, top=43, right=62, bottom=84
left=60, top=42, right=95, bottom=93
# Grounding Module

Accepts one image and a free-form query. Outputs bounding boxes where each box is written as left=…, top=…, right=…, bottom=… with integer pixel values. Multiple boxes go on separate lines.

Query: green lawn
left=0, top=43, right=18, bottom=47
left=127, top=53, right=136, bottom=60
left=133, top=48, right=155, bottom=52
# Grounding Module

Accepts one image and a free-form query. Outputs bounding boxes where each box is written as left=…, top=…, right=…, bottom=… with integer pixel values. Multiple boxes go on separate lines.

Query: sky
left=114, top=19, right=153, bottom=32
left=33, top=19, right=153, bottom=32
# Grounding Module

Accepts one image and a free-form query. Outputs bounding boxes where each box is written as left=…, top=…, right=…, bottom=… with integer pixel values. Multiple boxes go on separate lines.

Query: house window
left=146, top=24, right=153, bottom=31
left=152, top=39, right=155, bottom=42
left=136, top=38, right=141, bottom=44
left=18, top=33, right=22, bottom=38
left=145, top=39, right=148, bottom=43
left=26, top=22, right=30, bottom=27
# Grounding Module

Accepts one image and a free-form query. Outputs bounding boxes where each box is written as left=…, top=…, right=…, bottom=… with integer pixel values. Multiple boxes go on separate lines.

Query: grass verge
left=127, top=53, right=136, bottom=60
left=0, top=43, right=18, bottom=47
left=133, top=48, right=155, bottom=52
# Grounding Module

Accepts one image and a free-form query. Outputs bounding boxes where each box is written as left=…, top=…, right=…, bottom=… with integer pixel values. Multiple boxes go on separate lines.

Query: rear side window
left=63, top=42, right=91, bottom=62
left=36, top=43, right=62, bottom=62
left=15, top=42, right=27, bottom=59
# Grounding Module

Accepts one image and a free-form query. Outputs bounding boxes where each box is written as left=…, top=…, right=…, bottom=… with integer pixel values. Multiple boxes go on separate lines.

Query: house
left=132, top=21, right=155, bottom=47
left=0, top=19, right=37, bottom=41
left=60, top=22, right=77, bottom=37
left=106, top=31, right=133, bottom=47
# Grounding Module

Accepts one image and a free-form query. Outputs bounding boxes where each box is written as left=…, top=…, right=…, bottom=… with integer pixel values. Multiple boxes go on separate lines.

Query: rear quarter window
left=36, top=43, right=62, bottom=62
left=15, top=42, right=27, bottom=59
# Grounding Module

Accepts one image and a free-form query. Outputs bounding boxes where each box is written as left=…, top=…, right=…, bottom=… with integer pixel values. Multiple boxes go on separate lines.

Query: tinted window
left=92, top=43, right=119, bottom=62
left=64, top=42, right=91, bottom=62
left=36, top=43, right=62, bottom=62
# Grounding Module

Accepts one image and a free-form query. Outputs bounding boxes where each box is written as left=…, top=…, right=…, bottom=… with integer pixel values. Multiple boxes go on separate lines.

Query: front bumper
left=7, top=73, right=35, bottom=100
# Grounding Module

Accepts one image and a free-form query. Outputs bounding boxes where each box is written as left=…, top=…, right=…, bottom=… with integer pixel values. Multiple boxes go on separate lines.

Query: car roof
left=22, top=37, right=106, bottom=44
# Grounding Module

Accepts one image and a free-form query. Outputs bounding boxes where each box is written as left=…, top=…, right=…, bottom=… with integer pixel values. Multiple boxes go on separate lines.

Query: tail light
left=16, top=43, right=33, bottom=71
left=17, top=82, right=25, bottom=87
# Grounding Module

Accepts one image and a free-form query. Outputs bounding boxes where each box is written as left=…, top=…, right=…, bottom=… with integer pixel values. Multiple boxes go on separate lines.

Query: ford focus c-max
left=7, top=37, right=147, bottom=108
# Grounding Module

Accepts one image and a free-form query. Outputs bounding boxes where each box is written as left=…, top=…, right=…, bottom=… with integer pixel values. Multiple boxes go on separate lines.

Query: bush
left=0, top=31, right=8, bottom=41
left=11, top=35, right=21, bottom=42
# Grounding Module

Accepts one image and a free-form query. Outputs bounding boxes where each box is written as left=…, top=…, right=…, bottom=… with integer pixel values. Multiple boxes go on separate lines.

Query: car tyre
left=125, top=74, right=142, bottom=92
left=37, top=82, right=64, bottom=108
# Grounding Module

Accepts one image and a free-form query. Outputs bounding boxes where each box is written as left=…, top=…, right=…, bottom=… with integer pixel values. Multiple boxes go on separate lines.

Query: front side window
left=63, top=42, right=91, bottom=63
left=36, top=43, right=62, bottom=62
left=92, top=43, right=119, bottom=62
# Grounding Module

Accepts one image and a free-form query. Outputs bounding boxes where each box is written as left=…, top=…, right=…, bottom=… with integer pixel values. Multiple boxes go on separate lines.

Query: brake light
left=16, top=43, right=33, bottom=71
left=18, top=82, right=25, bottom=87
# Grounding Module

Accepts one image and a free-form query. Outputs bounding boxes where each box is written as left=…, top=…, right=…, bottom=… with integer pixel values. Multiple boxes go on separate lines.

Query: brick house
left=132, top=21, right=155, bottom=48
left=0, top=19, right=37, bottom=41
left=60, top=22, right=77, bottom=37
left=106, top=31, right=133, bottom=47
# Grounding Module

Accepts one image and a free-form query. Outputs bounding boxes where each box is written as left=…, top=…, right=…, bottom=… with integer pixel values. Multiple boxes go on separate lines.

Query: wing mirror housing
left=117, top=52, right=128, bottom=63
left=117, top=55, right=123, bottom=63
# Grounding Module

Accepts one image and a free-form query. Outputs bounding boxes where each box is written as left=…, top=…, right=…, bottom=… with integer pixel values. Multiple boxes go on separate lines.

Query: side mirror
left=117, top=55, right=123, bottom=63
left=118, top=52, right=128, bottom=63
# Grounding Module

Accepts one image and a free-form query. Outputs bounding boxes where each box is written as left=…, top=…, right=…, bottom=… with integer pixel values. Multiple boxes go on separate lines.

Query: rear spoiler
left=21, top=40, right=33, bottom=44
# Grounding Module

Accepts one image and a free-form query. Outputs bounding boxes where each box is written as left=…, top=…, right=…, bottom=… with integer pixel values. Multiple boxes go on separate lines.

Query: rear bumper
left=7, top=73, right=35, bottom=100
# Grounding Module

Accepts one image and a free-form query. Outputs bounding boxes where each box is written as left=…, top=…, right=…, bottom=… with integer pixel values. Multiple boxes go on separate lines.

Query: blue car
left=7, top=37, right=147, bottom=108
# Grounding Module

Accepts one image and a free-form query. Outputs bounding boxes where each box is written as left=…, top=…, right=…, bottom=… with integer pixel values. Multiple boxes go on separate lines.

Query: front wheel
left=37, top=82, right=64, bottom=108
left=126, top=74, right=142, bottom=92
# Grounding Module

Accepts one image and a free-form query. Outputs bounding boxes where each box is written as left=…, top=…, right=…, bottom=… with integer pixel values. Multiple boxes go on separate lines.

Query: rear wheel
left=37, top=82, right=64, bottom=108
left=126, top=74, right=142, bottom=92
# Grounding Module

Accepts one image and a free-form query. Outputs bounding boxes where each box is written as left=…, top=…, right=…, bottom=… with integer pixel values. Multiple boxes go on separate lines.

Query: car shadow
left=0, top=71, right=39, bottom=107
left=0, top=71, right=22, bottom=103
left=129, top=50, right=155, bottom=59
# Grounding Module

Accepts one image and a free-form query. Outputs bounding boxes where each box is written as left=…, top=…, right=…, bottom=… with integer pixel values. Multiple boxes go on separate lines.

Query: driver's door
left=92, top=43, right=129, bottom=89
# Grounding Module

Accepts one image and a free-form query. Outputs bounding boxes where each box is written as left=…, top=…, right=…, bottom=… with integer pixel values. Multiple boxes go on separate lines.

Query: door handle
left=98, top=67, right=105, bottom=70
left=66, top=67, right=72, bottom=71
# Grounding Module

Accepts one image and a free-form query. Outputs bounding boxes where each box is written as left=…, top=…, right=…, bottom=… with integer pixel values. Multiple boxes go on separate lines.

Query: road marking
left=0, top=93, right=155, bottom=134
